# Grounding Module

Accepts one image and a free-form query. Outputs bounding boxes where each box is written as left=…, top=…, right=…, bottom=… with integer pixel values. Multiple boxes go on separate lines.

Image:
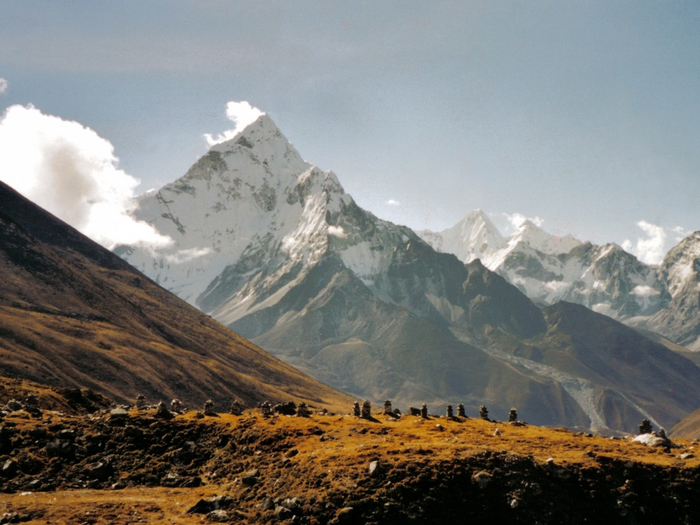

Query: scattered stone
left=408, top=407, right=421, bottom=416
left=493, top=428, right=501, bottom=436
left=479, top=405, right=489, bottom=420
left=274, top=506, right=293, bottom=519
left=187, top=495, right=236, bottom=514
left=0, top=512, right=20, bottom=524
left=285, top=447, right=299, bottom=458
left=639, top=419, right=653, bottom=434
left=457, top=404, right=466, bottom=418
left=508, top=408, right=518, bottom=423
left=1, top=459, right=18, bottom=478
left=5, top=400, right=22, bottom=412
left=230, top=400, right=243, bottom=416
left=260, top=498, right=275, bottom=511
left=368, top=460, right=383, bottom=478
left=241, top=469, right=259, bottom=486
left=296, top=402, right=311, bottom=417
left=680, top=453, right=695, bottom=460
left=204, top=399, right=217, bottom=416
left=420, top=404, right=428, bottom=418
left=336, top=506, right=355, bottom=523
left=435, top=424, right=444, bottom=432
left=273, top=401, right=296, bottom=416
left=446, top=405, right=454, bottom=418
left=472, top=470, right=493, bottom=489
left=207, top=509, right=230, bottom=522
left=259, top=401, right=271, bottom=418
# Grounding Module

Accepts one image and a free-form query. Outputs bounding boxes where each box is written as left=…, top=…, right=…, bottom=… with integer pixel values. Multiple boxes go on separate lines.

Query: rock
left=206, top=510, right=230, bottom=522
left=187, top=495, right=235, bottom=514
left=154, top=401, right=172, bottom=419
left=0, top=512, right=20, bottom=524
left=260, top=498, right=275, bottom=511
left=275, top=506, right=293, bottom=519
left=336, top=507, right=355, bottom=523
left=109, top=407, right=128, bottom=420
left=680, top=453, right=695, bottom=460
left=1, top=459, right=18, bottom=478
left=368, top=460, right=383, bottom=478
left=5, top=400, right=22, bottom=412
left=241, top=469, right=259, bottom=486
left=273, top=401, right=297, bottom=415
left=472, top=471, right=493, bottom=489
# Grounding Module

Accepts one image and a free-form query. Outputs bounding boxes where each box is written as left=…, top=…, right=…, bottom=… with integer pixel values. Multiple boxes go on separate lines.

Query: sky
left=1, top=1, right=699, bottom=263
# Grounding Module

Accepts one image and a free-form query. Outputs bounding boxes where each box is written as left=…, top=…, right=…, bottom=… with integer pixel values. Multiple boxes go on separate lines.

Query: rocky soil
left=1, top=399, right=699, bottom=524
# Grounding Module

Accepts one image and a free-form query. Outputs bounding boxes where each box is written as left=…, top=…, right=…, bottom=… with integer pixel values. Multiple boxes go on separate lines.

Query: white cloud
left=327, top=225, right=347, bottom=238
left=203, top=101, right=264, bottom=147
left=387, top=199, right=400, bottom=206
left=0, top=104, right=173, bottom=250
left=671, top=225, right=691, bottom=242
left=504, top=212, right=544, bottom=231
left=630, top=285, right=660, bottom=297
left=622, top=220, right=666, bottom=265
left=0, top=78, right=7, bottom=94
left=164, top=247, right=212, bottom=264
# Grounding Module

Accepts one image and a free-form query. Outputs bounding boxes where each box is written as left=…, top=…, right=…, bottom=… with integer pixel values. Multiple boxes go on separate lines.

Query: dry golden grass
left=1, top=407, right=697, bottom=524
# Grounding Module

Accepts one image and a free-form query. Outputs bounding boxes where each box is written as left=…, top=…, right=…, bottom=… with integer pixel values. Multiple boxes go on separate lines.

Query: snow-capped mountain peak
left=508, top=219, right=582, bottom=256
left=418, top=209, right=505, bottom=264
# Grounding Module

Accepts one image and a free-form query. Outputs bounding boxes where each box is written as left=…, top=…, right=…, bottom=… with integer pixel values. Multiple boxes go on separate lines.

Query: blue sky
left=1, top=1, right=699, bottom=262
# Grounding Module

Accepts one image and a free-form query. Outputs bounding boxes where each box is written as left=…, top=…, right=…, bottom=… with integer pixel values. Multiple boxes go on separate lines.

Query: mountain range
left=116, top=114, right=700, bottom=434
left=0, top=179, right=350, bottom=411
left=419, top=210, right=700, bottom=351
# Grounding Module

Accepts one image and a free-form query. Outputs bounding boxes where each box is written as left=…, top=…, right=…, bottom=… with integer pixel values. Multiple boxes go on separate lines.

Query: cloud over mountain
left=0, top=104, right=172, bottom=250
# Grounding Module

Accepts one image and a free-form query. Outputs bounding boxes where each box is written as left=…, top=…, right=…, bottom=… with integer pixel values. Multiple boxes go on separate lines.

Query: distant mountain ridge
left=116, top=114, right=700, bottom=433
left=419, top=212, right=698, bottom=349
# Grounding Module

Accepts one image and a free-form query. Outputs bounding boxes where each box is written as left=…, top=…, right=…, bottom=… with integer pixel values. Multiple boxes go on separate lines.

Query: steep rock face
left=647, top=232, right=700, bottom=351
left=116, top=115, right=700, bottom=433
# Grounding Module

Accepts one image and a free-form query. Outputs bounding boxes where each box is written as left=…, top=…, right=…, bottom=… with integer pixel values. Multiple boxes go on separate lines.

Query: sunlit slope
left=0, top=180, right=351, bottom=410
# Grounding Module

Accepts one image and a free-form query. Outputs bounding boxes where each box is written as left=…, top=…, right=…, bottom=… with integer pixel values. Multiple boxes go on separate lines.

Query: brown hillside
left=0, top=181, right=351, bottom=410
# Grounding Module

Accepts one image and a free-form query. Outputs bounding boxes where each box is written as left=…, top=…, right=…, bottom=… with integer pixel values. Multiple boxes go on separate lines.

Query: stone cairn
left=259, top=401, right=272, bottom=418
left=136, top=395, right=147, bottom=410
left=457, top=404, right=466, bottom=418
left=446, top=404, right=454, bottom=418
left=384, top=400, right=393, bottom=415
left=170, top=399, right=183, bottom=414
left=420, top=404, right=428, bottom=418
left=508, top=408, right=518, bottom=423
left=353, top=401, right=361, bottom=417
left=24, top=394, right=41, bottom=416
left=639, top=419, right=653, bottom=434
left=361, top=400, right=372, bottom=419
left=479, top=405, right=489, bottom=420
left=203, top=399, right=216, bottom=416
left=230, top=400, right=243, bottom=416
left=155, top=401, right=171, bottom=418
left=296, top=402, right=311, bottom=417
